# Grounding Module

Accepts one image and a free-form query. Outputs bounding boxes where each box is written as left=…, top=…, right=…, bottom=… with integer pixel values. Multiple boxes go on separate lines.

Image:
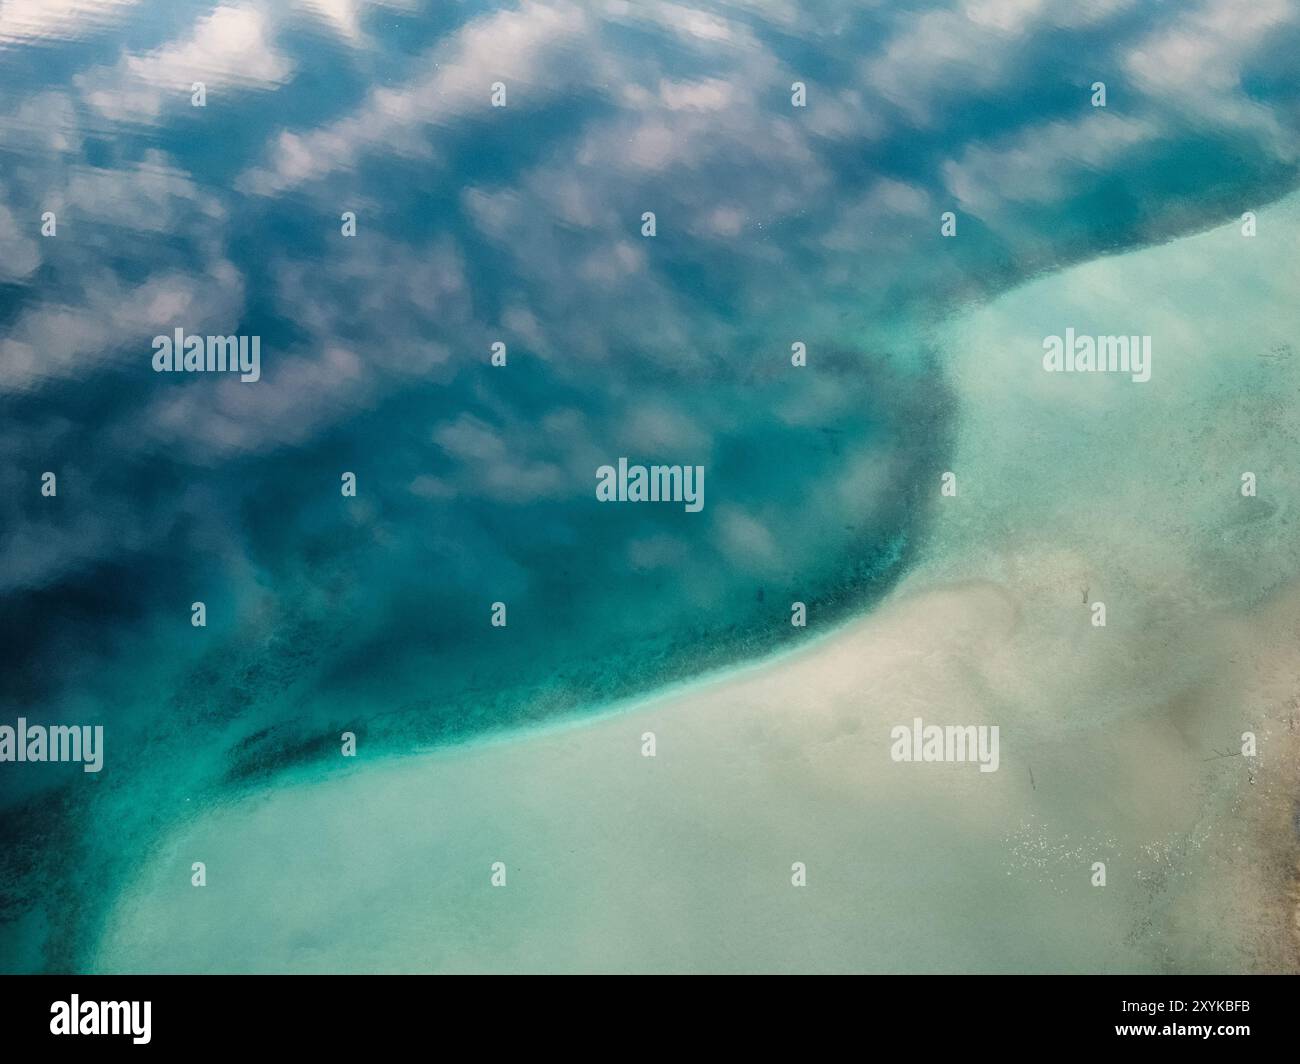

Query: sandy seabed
left=92, top=194, right=1300, bottom=974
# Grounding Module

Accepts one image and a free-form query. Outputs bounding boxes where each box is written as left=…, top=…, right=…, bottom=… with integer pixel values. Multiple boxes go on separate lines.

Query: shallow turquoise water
left=2, top=0, right=1299, bottom=971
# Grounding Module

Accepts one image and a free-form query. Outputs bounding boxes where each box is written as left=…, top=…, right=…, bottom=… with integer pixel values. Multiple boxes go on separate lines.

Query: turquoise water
left=3, top=0, right=1300, bottom=972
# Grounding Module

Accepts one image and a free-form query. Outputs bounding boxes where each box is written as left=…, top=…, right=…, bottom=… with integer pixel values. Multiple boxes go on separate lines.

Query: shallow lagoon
left=94, top=193, right=1300, bottom=973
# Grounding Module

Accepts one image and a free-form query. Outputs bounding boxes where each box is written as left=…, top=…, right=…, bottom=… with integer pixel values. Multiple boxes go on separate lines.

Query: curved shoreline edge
left=90, top=191, right=1300, bottom=973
